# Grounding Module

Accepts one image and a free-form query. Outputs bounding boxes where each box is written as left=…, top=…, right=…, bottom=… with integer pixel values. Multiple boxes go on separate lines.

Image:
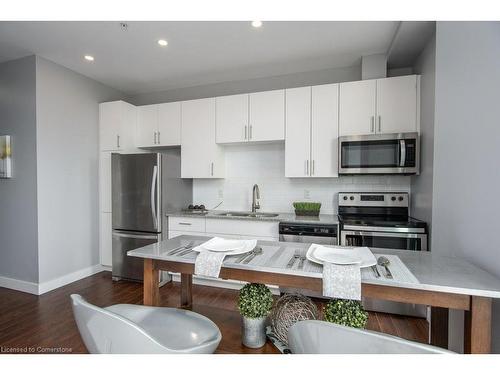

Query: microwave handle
left=399, top=140, right=406, bottom=167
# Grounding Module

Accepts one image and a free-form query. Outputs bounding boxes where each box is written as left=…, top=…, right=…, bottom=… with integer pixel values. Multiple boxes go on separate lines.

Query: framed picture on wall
left=0, top=135, right=12, bottom=178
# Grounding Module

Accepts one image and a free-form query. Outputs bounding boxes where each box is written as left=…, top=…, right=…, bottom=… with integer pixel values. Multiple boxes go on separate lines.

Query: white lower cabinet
left=99, top=212, right=112, bottom=267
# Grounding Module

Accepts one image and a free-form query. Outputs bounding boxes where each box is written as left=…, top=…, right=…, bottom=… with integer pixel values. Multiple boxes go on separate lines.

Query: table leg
left=430, top=307, right=449, bottom=349
left=143, top=259, right=159, bottom=306
left=180, top=273, right=193, bottom=308
left=464, top=296, right=492, bottom=354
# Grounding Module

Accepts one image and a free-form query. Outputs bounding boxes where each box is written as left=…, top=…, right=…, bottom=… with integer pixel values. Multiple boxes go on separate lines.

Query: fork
left=298, top=254, right=307, bottom=270
left=286, top=250, right=300, bottom=269
left=167, top=241, right=193, bottom=256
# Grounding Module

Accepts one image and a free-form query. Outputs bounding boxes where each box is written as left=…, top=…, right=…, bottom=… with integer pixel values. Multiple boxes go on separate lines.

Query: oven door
left=338, top=133, right=419, bottom=175
left=340, top=230, right=427, bottom=251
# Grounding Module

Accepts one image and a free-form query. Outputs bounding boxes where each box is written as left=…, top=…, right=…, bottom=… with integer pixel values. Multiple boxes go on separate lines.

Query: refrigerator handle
left=151, top=165, right=158, bottom=230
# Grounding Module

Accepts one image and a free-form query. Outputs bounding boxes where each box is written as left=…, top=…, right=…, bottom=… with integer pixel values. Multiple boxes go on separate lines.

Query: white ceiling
left=0, top=21, right=406, bottom=95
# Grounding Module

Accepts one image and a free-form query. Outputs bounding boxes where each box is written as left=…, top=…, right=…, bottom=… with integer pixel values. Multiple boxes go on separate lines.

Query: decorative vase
left=242, top=316, right=267, bottom=348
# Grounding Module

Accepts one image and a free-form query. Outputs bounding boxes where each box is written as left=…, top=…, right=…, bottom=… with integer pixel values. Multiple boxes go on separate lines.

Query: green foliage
left=323, top=299, right=368, bottom=328
left=292, top=202, right=321, bottom=212
left=237, top=283, right=274, bottom=319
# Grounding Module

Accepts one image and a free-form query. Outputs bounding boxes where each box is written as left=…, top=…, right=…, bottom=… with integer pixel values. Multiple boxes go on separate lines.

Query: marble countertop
left=165, top=210, right=339, bottom=225
left=128, top=235, right=500, bottom=299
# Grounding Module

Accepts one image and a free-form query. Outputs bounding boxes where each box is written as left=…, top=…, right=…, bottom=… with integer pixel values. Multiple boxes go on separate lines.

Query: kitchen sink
left=215, top=212, right=279, bottom=218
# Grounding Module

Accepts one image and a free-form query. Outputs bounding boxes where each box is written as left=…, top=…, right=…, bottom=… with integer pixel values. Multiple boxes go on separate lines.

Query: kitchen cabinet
left=181, top=98, right=225, bottom=178
left=99, top=212, right=112, bottom=267
left=137, top=102, right=181, bottom=147
left=285, top=84, right=339, bottom=178
left=99, top=151, right=113, bottom=213
left=376, top=75, right=418, bottom=134
left=99, top=100, right=136, bottom=151
left=215, top=90, right=285, bottom=144
left=339, top=75, right=419, bottom=136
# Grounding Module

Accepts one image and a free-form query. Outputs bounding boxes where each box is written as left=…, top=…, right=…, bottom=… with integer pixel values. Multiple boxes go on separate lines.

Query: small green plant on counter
left=293, top=202, right=321, bottom=216
left=237, top=283, right=274, bottom=319
left=323, top=299, right=368, bottom=328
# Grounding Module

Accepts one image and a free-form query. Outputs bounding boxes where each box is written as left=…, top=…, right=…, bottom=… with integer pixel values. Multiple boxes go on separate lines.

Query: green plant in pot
left=293, top=202, right=321, bottom=217
left=237, top=283, right=274, bottom=348
left=323, top=299, right=368, bottom=328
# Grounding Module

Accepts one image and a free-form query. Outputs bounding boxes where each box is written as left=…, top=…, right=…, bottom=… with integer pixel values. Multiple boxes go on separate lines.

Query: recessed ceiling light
left=84, top=55, right=94, bottom=62
left=158, top=39, right=168, bottom=47
left=251, top=21, right=263, bottom=28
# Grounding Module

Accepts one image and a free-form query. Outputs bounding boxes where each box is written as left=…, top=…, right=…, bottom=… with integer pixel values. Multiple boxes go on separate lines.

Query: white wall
left=35, top=56, right=124, bottom=285
left=0, top=56, right=39, bottom=286
left=411, top=34, right=436, bottom=247
left=193, top=143, right=411, bottom=214
left=432, top=21, right=500, bottom=353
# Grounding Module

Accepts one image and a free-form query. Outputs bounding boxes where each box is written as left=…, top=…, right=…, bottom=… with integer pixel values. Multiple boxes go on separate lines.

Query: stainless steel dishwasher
left=279, top=222, right=338, bottom=245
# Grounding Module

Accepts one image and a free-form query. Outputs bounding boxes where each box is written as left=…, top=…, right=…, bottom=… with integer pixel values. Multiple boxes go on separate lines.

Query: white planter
left=242, top=316, right=267, bottom=348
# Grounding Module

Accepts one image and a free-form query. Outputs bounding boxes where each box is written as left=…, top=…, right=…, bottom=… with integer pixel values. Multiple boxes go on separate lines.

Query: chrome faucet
left=252, top=184, right=260, bottom=213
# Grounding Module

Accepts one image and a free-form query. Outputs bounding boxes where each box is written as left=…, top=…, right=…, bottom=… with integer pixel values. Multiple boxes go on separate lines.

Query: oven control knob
left=343, top=196, right=348, bottom=201
left=391, top=196, right=396, bottom=201
left=350, top=196, right=354, bottom=201
left=398, top=196, right=404, bottom=201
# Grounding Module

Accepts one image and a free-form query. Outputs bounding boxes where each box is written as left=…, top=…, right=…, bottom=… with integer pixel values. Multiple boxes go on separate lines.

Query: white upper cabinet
left=285, top=87, right=312, bottom=177
left=99, top=101, right=136, bottom=151
left=376, top=75, right=418, bottom=134
left=137, top=104, right=158, bottom=147
left=248, top=90, right=285, bottom=142
left=158, top=102, right=181, bottom=146
left=311, top=84, right=339, bottom=177
left=181, top=98, right=225, bottom=178
left=285, top=84, right=339, bottom=178
left=339, top=79, right=377, bottom=136
left=339, top=75, right=420, bottom=137
left=137, top=102, right=181, bottom=147
left=216, top=94, right=249, bottom=143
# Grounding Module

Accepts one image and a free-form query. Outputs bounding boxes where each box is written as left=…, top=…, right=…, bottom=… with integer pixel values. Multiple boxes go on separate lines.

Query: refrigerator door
left=112, top=153, right=161, bottom=233
left=112, top=230, right=160, bottom=281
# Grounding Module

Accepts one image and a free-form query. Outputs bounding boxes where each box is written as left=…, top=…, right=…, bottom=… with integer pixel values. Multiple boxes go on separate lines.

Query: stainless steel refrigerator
left=111, top=150, right=192, bottom=281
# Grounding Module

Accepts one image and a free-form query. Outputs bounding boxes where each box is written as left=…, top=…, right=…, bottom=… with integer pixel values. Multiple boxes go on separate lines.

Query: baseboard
left=0, top=275, right=39, bottom=295
left=38, top=264, right=105, bottom=295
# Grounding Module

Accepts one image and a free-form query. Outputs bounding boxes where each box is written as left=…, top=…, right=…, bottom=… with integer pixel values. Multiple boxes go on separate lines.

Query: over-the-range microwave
left=338, top=132, right=420, bottom=175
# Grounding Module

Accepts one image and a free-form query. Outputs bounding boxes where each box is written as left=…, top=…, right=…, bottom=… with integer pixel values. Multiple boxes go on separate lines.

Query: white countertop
left=128, top=235, right=500, bottom=299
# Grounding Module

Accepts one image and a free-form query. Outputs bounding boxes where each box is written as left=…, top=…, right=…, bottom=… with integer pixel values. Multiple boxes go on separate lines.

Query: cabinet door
left=99, top=151, right=113, bottom=213
left=99, top=102, right=121, bottom=151
left=137, top=105, right=158, bottom=147
left=376, top=75, right=418, bottom=134
left=216, top=94, right=249, bottom=143
left=181, top=98, right=225, bottom=178
left=119, top=102, right=137, bottom=151
left=249, top=90, right=285, bottom=142
left=285, top=87, right=312, bottom=177
left=311, top=84, right=339, bottom=177
left=99, top=212, right=112, bottom=267
left=158, top=102, right=181, bottom=146
left=339, top=80, right=376, bottom=136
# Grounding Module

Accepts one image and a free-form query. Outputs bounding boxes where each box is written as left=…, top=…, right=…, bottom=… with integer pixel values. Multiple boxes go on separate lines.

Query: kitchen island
left=128, top=235, right=500, bottom=354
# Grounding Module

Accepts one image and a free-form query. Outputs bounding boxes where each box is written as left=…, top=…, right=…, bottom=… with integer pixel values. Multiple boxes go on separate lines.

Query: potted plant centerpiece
left=237, top=283, right=274, bottom=348
left=323, top=299, right=368, bottom=328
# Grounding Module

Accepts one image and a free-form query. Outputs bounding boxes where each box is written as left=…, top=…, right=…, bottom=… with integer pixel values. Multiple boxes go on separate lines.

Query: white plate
left=194, top=238, right=257, bottom=256
left=202, top=238, right=246, bottom=252
left=306, top=244, right=376, bottom=268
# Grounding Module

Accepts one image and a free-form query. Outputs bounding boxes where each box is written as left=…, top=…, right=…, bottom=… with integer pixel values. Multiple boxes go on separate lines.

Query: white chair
left=288, top=320, right=453, bottom=354
left=71, top=294, right=221, bottom=354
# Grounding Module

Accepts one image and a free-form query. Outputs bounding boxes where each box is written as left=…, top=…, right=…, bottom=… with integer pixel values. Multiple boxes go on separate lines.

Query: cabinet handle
left=249, top=125, right=252, bottom=140
left=211, top=162, right=214, bottom=176
left=158, top=131, right=161, bottom=144
left=178, top=222, right=192, bottom=226
left=370, top=116, right=374, bottom=133
left=244, top=125, right=247, bottom=140
left=117, top=135, right=120, bottom=148
left=154, top=132, right=157, bottom=144
left=378, top=116, right=382, bottom=132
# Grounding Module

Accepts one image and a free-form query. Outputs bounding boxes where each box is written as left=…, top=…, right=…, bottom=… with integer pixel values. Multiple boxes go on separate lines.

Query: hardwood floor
left=0, top=272, right=428, bottom=354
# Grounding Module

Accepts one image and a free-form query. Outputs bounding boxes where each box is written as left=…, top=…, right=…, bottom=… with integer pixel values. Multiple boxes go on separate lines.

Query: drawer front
left=205, top=218, right=278, bottom=238
left=168, top=216, right=206, bottom=232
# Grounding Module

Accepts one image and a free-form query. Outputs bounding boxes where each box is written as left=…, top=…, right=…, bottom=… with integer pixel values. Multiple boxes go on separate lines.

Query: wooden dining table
left=128, top=235, right=500, bottom=354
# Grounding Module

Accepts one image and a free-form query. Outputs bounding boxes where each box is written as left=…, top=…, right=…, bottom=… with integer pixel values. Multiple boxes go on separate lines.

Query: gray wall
left=432, top=21, right=500, bottom=352
left=128, top=65, right=361, bottom=105
left=411, top=35, right=436, bottom=245
left=35, top=57, right=124, bottom=284
left=0, top=56, right=39, bottom=283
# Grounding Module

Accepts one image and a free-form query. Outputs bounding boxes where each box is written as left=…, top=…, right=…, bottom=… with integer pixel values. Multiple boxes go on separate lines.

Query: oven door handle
left=399, top=139, right=406, bottom=167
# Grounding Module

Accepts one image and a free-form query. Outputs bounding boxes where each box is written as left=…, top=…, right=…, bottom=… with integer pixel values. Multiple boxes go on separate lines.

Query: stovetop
left=338, top=214, right=427, bottom=229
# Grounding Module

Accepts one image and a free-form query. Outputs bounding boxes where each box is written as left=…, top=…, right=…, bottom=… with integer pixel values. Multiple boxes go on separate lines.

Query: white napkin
left=194, top=250, right=227, bottom=278
left=322, top=262, right=361, bottom=300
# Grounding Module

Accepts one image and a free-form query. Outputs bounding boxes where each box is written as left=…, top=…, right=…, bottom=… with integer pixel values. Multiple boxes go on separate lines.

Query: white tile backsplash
left=193, top=143, right=411, bottom=214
